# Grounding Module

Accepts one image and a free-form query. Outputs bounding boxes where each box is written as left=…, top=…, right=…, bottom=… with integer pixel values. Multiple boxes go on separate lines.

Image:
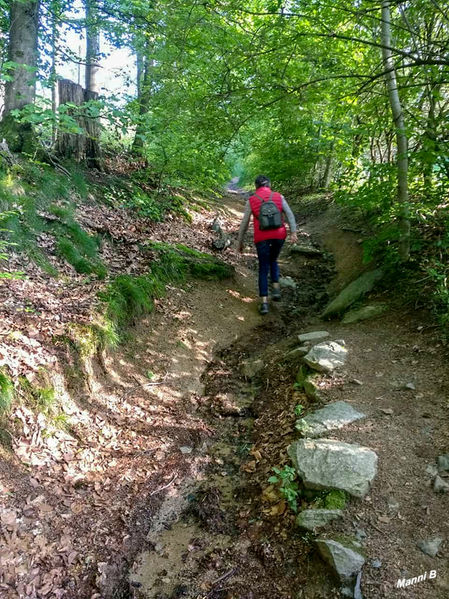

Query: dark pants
left=255, top=239, right=285, bottom=297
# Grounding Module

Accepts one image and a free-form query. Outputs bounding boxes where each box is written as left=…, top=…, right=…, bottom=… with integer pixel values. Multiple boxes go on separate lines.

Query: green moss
left=294, top=365, right=309, bottom=390
left=0, top=370, right=14, bottom=414
left=19, top=378, right=58, bottom=415
left=323, top=490, right=348, bottom=510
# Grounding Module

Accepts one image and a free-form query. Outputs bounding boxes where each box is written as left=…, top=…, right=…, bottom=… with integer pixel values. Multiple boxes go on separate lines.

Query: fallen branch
left=120, top=377, right=167, bottom=399
left=205, top=568, right=238, bottom=597
left=149, top=473, right=178, bottom=496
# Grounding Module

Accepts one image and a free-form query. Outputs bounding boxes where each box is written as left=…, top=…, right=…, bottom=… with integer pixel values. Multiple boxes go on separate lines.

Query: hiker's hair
left=255, top=175, right=271, bottom=188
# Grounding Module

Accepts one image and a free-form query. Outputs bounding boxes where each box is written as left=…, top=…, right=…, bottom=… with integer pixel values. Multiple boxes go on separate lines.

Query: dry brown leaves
left=0, top=188, right=238, bottom=598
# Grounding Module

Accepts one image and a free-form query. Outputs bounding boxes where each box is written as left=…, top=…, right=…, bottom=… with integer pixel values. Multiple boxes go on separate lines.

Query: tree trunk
left=0, top=1, right=40, bottom=152
left=85, top=0, right=100, bottom=94
left=321, top=142, right=335, bottom=190
left=132, top=40, right=152, bottom=153
left=83, top=0, right=101, bottom=167
left=56, top=79, right=86, bottom=160
left=423, top=85, right=437, bottom=193
left=381, top=0, right=410, bottom=262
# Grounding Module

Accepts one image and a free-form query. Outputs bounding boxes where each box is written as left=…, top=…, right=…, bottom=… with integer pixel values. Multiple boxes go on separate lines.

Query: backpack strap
left=254, top=192, right=274, bottom=203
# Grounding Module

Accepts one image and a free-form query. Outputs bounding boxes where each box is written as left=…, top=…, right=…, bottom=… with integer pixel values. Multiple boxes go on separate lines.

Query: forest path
left=126, top=192, right=449, bottom=599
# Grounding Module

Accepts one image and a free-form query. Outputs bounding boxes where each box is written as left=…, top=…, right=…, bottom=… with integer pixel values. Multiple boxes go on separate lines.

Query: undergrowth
left=0, top=160, right=196, bottom=278
left=71, top=242, right=234, bottom=356
left=0, top=370, right=14, bottom=414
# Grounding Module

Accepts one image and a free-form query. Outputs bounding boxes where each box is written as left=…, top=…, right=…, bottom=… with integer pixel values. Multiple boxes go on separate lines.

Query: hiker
left=237, top=175, right=297, bottom=314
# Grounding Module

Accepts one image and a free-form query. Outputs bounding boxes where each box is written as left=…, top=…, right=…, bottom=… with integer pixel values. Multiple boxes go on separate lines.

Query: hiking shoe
left=272, top=288, right=281, bottom=301
left=259, top=302, right=269, bottom=315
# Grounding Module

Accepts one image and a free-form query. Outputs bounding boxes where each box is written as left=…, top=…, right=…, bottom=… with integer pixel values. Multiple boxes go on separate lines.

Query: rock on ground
left=321, top=269, right=384, bottom=318
left=303, top=342, right=348, bottom=373
left=288, top=438, right=378, bottom=498
left=279, top=276, right=297, bottom=289
left=433, top=475, right=449, bottom=493
left=342, top=304, right=387, bottom=324
left=298, top=331, right=330, bottom=343
left=300, top=401, right=365, bottom=438
left=241, top=358, right=264, bottom=378
left=417, top=537, right=443, bottom=557
left=297, top=509, right=343, bottom=531
left=437, top=454, right=449, bottom=472
left=315, top=538, right=365, bottom=585
left=304, top=375, right=323, bottom=401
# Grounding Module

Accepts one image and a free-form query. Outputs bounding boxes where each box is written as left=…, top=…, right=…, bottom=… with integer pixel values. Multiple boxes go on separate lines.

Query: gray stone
left=298, top=331, right=330, bottom=343
left=417, top=537, right=443, bottom=557
left=300, top=401, right=365, bottom=438
left=354, top=528, right=367, bottom=542
left=288, top=438, right=378, bottom=498
left=316, top=538, right=365, bottom=585
left=279, top=276, right=297, bottom=290
left=303, top=342, right=348, bottom=373
left=437, top=454, right=449, bottom=472
left=290, top=244, right=322, bottom=256
left=297, top=509, right=343, bottom=531
left=433, top=475, right=449, bottom=493
left=287, top=345, right=310, bottom=358
left=387, top=497, right=400, bottom=513
left=426, top=463, right=439, bottom=477
left=303, top=375, right=323, bottom=401
left=342, top=304, right=387, bottom=324
left=242, top=358, right=264, bottom=378
left=180, top=446, right=193, bottom=454
left=322, top=269, right=384, bottom=318
left=371, top=559, right=382, bottom=569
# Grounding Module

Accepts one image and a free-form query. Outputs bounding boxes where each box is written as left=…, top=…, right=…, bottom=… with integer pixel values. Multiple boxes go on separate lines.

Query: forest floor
left=1, top=187, right=449, bottom=599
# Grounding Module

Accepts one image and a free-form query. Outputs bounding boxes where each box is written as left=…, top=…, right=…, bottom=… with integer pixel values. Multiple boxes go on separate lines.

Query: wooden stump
left=56, top=78, right=101, bottom=168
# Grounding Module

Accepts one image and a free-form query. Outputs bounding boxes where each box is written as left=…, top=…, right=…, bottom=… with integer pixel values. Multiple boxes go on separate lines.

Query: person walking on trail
left=237, top=175, right=297, bottom=314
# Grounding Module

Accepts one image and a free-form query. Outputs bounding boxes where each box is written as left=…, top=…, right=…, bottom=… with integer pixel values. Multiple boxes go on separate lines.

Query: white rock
left=300, top=401, right=365, bottom=438
left=288, top=438, right=378, bottom=498
left=303, top=342, right=348, bottom=373
left=298, top=331, right=330, bottom=343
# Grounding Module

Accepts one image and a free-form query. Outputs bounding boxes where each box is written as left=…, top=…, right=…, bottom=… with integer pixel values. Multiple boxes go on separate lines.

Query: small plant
left=0, top=370, right=14, bottom=413
left=294, top=403, right=304, bottom=417
left=295, top=418, right=311, bottom=434
left=294, top=365, right=308, bottom=391
left=268, top=465, right=300, bottom=512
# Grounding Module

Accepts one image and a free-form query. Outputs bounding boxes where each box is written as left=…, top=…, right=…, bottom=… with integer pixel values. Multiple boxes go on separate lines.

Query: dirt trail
left=125, top=191, right=449, bottom=599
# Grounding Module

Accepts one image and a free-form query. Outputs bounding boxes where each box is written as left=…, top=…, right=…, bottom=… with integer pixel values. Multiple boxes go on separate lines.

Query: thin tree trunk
left=85, top=0, right=100, bottom=94
left=50, top=5, right=58, bottom=146
left=321, top=142, right=335, bottom=190
left=0, top=1, right=40, bottom=152
left=84, top=0, right=101, bottom=168
left=423, top=85, right=437, bottom=192
left=381, top=0, right=410, bottom=262
left=133, top=41, right=152, bottom=153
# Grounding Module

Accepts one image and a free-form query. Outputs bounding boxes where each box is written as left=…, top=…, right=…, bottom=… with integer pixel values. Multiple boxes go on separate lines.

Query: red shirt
left=248, top=186, right=287, bottom=244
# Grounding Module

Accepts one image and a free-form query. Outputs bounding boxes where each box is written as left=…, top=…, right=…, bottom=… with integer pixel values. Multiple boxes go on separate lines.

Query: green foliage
left=0, top=161, right=107, bottom=277
left=101, top=274, right=158, bottom=328
left=294, top=404, right=304, bottom=417
left=425, top=257, right=449, bottom=334
left=294, top=365, right=308, bottom=390
left=312, top=489, right=348, bottom=510
left=0, top=370, right=14, bottom=414
left=268, top=465, right=299, bottom=512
